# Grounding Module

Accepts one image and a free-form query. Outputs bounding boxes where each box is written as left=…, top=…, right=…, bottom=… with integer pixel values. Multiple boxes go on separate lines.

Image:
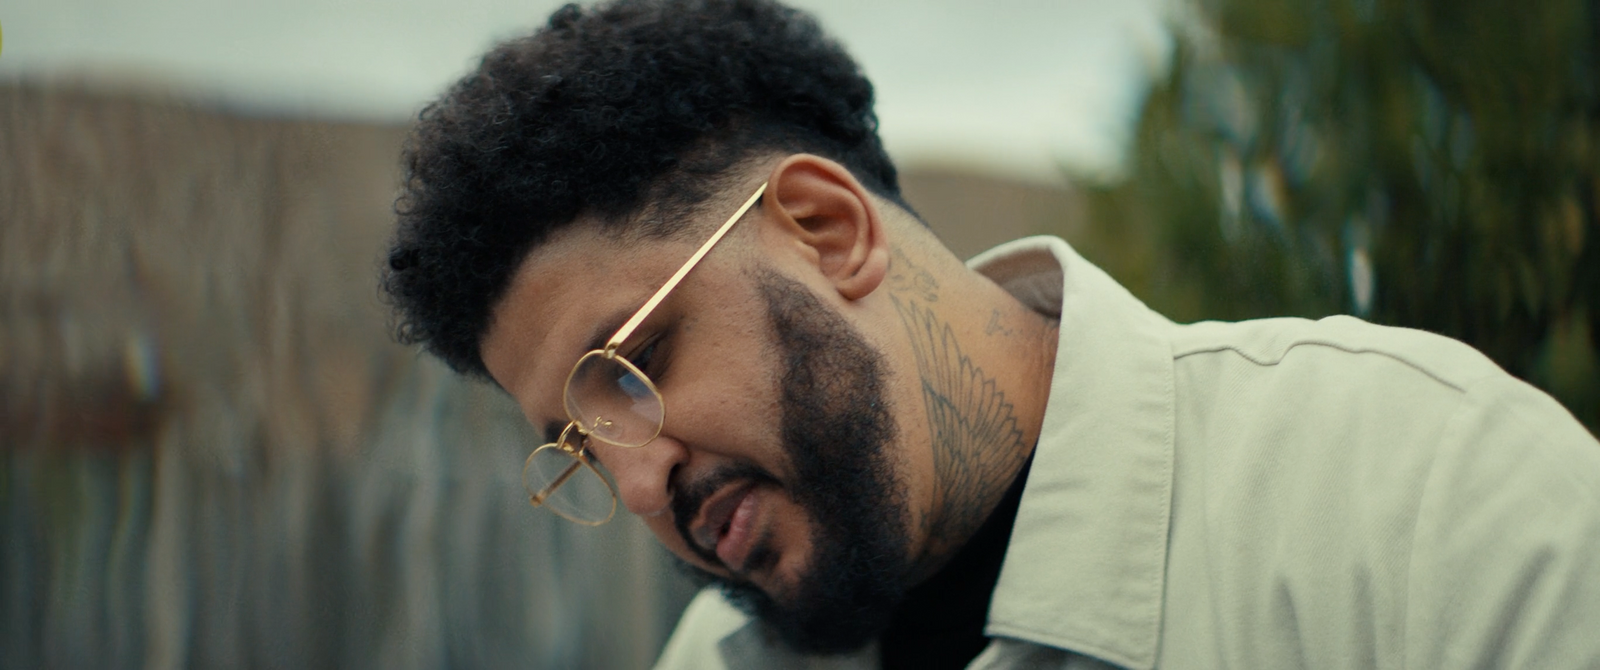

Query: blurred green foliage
left=1083, top=0, right=1599, bottom=432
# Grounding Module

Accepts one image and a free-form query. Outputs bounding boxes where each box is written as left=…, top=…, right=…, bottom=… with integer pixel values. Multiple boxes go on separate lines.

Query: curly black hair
left=382, top=0, right=905, bottom=380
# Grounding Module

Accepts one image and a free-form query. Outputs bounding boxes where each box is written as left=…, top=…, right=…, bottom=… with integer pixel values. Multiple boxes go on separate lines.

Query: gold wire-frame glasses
left=522, top=182, right=769, bottom=525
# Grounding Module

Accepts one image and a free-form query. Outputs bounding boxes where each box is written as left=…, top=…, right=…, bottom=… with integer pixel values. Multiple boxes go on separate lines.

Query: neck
left=883, top=242, right=1058, bottom=579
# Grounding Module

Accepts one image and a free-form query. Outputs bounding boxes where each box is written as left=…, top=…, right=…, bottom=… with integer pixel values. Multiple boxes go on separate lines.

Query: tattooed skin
left=985, top=309, right=1017, bottom=337
left=887, top=249, right=1029, bottom=555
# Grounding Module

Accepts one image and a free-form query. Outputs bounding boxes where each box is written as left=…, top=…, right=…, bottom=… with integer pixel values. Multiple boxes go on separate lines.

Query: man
left=380, top=0, right=1600, bottom=667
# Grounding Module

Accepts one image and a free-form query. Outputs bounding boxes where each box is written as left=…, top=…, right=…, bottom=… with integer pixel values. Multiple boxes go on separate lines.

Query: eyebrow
left=583, top=307, right=634, bottom=355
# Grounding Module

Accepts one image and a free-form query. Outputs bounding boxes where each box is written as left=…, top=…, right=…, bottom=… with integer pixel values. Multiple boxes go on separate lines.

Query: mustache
left=671, top=461, right=780, bottom=569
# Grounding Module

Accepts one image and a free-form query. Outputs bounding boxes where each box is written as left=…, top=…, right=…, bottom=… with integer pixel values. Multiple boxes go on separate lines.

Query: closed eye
left=626, top=335, right=667, bottom=380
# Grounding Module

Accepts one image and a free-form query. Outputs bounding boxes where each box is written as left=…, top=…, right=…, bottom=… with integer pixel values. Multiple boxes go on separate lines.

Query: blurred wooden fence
left=0, top=84, right=698, bottom=670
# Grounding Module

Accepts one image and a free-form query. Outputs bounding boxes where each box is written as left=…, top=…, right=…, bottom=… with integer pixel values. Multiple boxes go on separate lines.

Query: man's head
left=384, top=0, right=934, bottom=651
left=469, top=149, right=937, bottom=654
left=383, top=0, right=1052, bottom=655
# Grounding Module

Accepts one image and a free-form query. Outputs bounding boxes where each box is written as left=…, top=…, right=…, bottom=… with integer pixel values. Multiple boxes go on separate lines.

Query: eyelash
left=627, top=334, right=668, bottom=380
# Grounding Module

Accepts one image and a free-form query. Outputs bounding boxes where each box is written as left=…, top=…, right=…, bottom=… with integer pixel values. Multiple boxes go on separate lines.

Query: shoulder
left=1170, top=314, right=1504, bottom=390
left=1168, top=313, right=1595, bottom=454
left=1157, top=315, right=1600, bottom=666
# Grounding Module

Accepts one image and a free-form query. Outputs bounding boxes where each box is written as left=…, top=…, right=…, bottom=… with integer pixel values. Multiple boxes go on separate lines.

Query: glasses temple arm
left=604, top=182, right=768, bottom=353
left=531, top=457, right=584, bottom=506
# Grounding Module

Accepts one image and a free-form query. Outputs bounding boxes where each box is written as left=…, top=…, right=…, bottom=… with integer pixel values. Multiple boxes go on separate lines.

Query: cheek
left=762, top=497, right=818, bottom=593
left=662, top=341, right=788, bottom=467
left=678, top=291, right=776, bottom=392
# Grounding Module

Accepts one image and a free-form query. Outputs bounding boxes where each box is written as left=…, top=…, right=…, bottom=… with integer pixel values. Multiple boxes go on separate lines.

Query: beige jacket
left=655, top=236, right=1600, bottom=669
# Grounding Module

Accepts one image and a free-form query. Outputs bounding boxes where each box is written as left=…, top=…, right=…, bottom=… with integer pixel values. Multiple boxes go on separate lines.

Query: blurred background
left=1, top=0, right=1594, bottom=667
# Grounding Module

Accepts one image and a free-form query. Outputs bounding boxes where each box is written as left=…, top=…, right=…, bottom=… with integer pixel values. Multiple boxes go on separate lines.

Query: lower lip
left=716, top=489, right=759, bottom=571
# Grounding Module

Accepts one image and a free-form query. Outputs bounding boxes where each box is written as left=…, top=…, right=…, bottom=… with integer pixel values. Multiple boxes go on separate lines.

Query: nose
left=588, top=434, right=688, bottom=516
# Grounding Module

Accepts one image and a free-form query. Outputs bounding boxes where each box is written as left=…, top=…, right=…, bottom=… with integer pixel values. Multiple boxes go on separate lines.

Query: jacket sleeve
left=1405, top=374, right=1600, bottom=669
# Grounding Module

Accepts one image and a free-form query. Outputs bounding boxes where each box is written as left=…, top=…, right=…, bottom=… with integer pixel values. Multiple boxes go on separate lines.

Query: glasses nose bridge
left=553, top=420, right=589, bottom=453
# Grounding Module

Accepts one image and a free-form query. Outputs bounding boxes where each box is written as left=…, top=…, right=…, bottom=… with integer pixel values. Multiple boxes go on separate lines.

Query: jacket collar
left=968, top=236, right=1176, bottom=670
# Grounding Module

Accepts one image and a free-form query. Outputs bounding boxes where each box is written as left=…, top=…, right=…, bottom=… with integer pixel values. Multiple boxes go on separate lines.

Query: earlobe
left=762, top=154, right=891, bottom=301
left=838, top=241, right=889, bottom=301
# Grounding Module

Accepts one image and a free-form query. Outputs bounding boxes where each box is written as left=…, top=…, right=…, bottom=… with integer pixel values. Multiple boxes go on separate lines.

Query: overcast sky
left=0, top=0, right=1170, bottom=182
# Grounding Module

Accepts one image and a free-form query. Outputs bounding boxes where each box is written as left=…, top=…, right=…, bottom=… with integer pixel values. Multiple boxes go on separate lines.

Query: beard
left=672, top=269, right=912, bottom=655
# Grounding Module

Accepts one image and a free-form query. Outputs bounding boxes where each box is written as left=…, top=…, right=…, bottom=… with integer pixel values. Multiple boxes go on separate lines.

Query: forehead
left=479, top=220, right=705, bottom=421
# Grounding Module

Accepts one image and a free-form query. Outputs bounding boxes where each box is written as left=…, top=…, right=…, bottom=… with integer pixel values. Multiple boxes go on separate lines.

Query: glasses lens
left=564, top=351, right=663, bottom=447
left=523, top=442, right=617, bottom=525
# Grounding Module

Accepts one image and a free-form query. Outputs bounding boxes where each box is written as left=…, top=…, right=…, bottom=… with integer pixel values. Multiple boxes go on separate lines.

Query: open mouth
left=689, top=480, right=760, bottom=572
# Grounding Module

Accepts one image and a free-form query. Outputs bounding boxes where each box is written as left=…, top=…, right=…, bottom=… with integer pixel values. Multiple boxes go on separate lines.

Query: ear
left=759, top=154, right=890, bottom=301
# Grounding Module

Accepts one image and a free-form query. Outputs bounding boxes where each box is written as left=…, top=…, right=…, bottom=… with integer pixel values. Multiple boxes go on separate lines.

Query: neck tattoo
left=887, top=249, right=1030, bottom=563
